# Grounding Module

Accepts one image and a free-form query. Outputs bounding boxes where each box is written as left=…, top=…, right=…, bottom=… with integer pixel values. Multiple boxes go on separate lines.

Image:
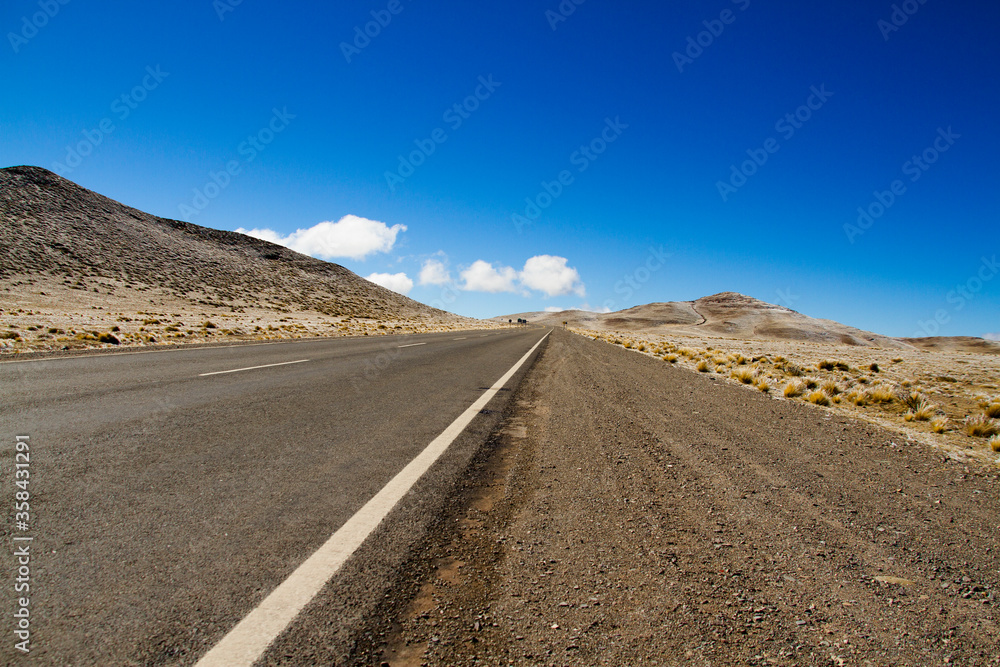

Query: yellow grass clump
left=869, top=385, right=896, bottom=404
left=807, top=390, right=831, bottom=406
left=696, top=359, right=711, bottom=372
left=990, top=435, right=1000, bottom=453
left=965, top=414, right=1000, bottom=438
left=930, top=416, right=949, bottom=433
left=731, top=368, right=755, bottom=384
left=784, top=381, right=805, bottom=398
left=985, top=403, right=1000, bottom=419
left=663, top=354, right=678, bottom=363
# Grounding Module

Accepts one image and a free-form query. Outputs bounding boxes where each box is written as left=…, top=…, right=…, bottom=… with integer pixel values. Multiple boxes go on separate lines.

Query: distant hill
left=0, top=166, right=456, bottom=323
left=498, top=292, right=949, bottom=350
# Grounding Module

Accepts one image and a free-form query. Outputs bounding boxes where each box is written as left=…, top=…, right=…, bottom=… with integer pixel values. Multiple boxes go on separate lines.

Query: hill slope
left=0, top=166, right=479, bottom=352
left=499, top=292, right=911, bottom=348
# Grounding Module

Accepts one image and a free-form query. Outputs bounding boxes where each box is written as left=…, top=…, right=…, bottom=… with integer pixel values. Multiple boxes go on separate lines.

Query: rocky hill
left=499, top=292, right=914, bottom=349
left=0, top=166, right=480, bottom=353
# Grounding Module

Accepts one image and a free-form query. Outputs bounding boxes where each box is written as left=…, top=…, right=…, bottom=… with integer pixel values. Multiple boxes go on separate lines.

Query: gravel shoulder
left=361, top=328, right=1000, bottom=666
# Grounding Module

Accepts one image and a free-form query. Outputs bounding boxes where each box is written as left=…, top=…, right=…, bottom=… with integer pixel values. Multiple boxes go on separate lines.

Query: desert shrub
left=821, top=381, right=841, bottom=396
left=990, top=435, right=1000, bottom=453
left=97, top=332, right=120, bottom=345
left=985, top=403, right=1000, bottom=419
left=663, top=354, right=678, bottom=363
left=678, top=347, right=696, bottom=358
left=930, top=416, right=949, bottom=433
left=696, top=360, right=711, bottom=372
left=142, top=319, right=161, bottom=325
left=755, top=377, right=771, bottom=393
left=637, top=343, right=646, bottom=352
left=869, top=362, right=880, bottom=373
left=808, top=391, right=831, bottom=406
left=731, top=368, right=755, bottom=384
left=869, top=385, right=896, bottom=403
left=804, top=378, right=819, bottom=390
left=785, top=363, right=804, bottom=377
left=624, top=341, right=633, bottom=349
left=784, top=381, right=805, bottom=398
left=845, top=390, right=869, bottom=406
left=964, top=414, right=1000, bottom=438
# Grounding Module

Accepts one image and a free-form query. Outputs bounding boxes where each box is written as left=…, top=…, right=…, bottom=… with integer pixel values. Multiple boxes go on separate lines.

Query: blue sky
left=2, top=0, right=998, bottom=338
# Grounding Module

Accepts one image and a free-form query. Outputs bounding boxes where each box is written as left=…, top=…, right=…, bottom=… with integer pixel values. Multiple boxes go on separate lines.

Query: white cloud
left=365, top=272, right=413, bottom=295
left=460, top=260, right=519, bottom=293
left=544, top=306, right=565, bottom=312
left=519, top=255, right=585, bottom=297
left=236, top=215, right=406, bottom=261
left=419, top=258, right=452, bottom=286
left=984, top=333, right=1000, bottom=341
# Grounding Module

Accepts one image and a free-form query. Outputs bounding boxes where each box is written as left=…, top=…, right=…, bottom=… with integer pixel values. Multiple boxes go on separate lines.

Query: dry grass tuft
left=821, top=380, right=840, bottom=396
left=754, top=377, right=771, bottom=393
left=990, top=435, right=1000, bottom=453
left=696, top=359, right=711, bottom=372
left=869, top=385, right=896, bottom=404
left=985, top=403, right=1000, bottom=419
left=731, top=368, right=755, bottom=384
left=964, top=414, right=1000, bottom=438
left=663, top=354, right=678, bottom=363
left=930, top=416, right=949, bottom=434
left=783, top=380, right=805, bottom=398
left=807, top=390, right=831, bottom=406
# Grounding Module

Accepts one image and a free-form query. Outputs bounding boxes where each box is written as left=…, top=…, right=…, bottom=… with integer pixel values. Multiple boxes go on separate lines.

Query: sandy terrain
left=355, top=329, right=1000, bottom=666
left=0, top=273, right=502, bottom=357
left=572, top=327, right=1000, bottom=464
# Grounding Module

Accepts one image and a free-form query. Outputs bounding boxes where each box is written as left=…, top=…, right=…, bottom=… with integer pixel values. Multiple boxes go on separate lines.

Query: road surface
left=0, top=328, right=548, bottom=665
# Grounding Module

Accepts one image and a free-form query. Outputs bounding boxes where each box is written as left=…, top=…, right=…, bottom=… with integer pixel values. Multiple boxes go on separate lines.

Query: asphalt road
left=0, top=327, right=549, bottom=665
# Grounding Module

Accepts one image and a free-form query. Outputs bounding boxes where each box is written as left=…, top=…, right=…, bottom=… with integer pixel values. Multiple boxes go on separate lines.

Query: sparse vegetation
left=731, top=368, right=755, bottom=384
left=965, top=414, right=1000, bottom=438
left=783, top=381, right=805, bottom=398
left=990, top=435, right=1000, bottom=453
left=696, top=360, right=710, bottom=372
left=930, top=416, right=949, bottom=433
left=807, top=390, right=831, bottom=406
left=869, top=385, right=896, bottom=404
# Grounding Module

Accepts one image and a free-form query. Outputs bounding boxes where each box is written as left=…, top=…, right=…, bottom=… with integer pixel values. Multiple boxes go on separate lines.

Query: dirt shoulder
left=360, top=328, right=1000, bottom=666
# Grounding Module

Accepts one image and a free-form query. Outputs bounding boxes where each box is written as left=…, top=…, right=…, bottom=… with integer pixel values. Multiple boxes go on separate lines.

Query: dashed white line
left=198, top=359, right=310, bottom=377
left=397, top=342, right=427, bottom=348
left=452, top=337, right=467, bottom=340
left=193, top=332, right=550, bottom=667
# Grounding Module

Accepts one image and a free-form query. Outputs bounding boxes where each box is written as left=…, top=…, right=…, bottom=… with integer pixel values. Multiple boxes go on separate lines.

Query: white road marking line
left=198, top=359, right=310, bottom=377
left=452, top=337, right=467, bottom=340
left=194, top=331, right=550, bottom=667
left=397, top=342, right=427, bottom=348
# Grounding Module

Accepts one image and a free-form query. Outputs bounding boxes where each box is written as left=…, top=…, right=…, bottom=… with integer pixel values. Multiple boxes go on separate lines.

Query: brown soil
left=358, top=329, right=1000, bottom=666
